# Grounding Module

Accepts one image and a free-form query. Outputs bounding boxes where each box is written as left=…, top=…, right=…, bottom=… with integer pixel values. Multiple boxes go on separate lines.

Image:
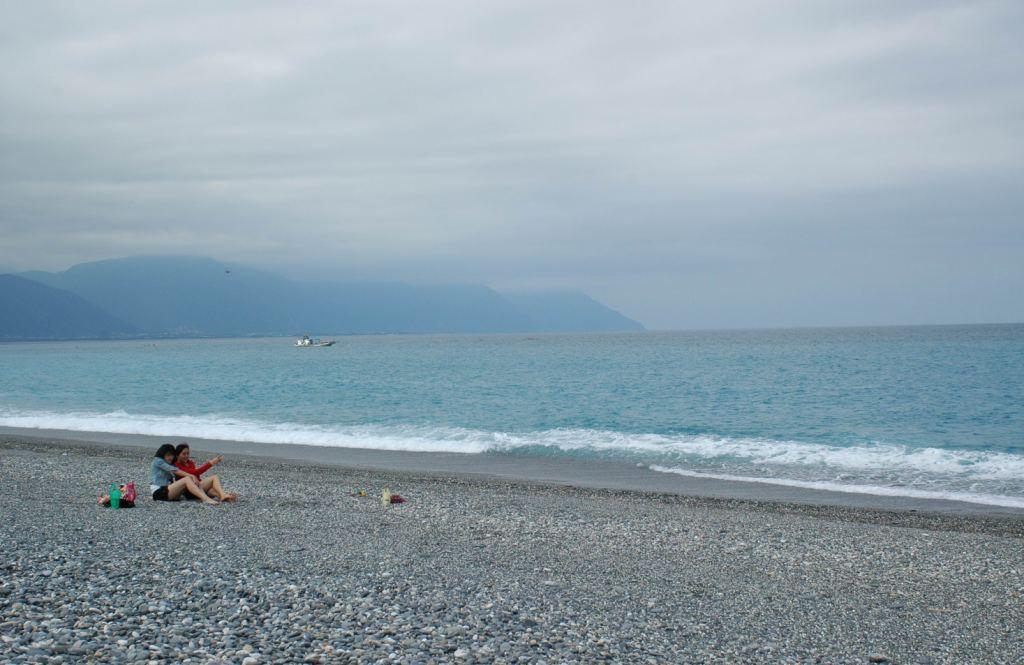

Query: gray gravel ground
left=2, top=438, right=1023, bottom=664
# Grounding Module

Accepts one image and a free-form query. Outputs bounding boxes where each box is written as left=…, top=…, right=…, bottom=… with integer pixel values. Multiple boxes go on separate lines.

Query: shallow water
left=1, top=325, right=1022, bottom=506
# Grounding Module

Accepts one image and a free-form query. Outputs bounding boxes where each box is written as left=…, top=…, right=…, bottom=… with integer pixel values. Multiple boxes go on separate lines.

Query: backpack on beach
left=98, top=483, right=137, bottom=508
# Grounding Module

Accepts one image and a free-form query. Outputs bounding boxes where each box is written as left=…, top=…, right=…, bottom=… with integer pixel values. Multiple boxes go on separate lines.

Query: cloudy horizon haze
left=2, top=1, right=1022, bottom=329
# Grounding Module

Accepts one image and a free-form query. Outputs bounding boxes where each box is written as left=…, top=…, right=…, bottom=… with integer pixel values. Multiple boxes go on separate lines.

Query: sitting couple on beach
left=150, top=442, right=237, bottom=504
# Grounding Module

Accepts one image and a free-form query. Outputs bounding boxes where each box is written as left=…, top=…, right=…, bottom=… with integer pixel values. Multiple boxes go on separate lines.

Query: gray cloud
left=1, top=0, right=1022, bottom=328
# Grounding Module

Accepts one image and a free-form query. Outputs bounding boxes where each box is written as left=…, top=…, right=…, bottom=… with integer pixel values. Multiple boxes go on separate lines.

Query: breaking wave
left=647, top=466, right=1024, bottom=509
left=2, top=407, right=1023, bottom=507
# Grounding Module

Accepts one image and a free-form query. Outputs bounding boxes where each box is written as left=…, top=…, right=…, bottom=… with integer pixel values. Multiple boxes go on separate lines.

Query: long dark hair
left=155, top=443, right=176, bottom=459
left=174, top=442, right=190, bottom=461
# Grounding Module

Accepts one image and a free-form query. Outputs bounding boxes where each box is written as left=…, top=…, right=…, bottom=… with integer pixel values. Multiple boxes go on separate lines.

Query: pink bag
left=98, top=482, right=137, bottom=508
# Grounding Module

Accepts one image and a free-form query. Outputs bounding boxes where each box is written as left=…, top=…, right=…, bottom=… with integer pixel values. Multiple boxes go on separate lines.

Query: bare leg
left=211, top=475, right=236, bottom=501
left=200, top=475, right=232, bottom=501
left=167, top=477, right=217, bottom=504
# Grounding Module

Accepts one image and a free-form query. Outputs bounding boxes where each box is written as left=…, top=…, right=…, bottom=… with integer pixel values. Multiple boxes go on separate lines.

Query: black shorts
left=152, top=486, right=179, bottom=502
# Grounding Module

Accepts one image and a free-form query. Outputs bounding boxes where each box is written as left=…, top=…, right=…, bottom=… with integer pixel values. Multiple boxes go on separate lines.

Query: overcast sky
left=1, top=1, right=1022, bottom=329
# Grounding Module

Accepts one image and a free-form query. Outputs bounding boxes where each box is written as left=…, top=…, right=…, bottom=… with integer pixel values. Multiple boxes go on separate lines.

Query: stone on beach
left=1, top=437, right=1023, bottom=663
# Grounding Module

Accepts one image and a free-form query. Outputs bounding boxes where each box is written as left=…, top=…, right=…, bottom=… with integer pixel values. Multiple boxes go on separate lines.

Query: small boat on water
left=295, top=335, right=335, bottom=347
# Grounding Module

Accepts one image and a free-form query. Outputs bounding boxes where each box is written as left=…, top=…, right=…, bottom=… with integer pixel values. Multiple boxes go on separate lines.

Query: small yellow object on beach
left=357, top=489, right=366, bottom=497
left=381, top=487, right=391, bottom=506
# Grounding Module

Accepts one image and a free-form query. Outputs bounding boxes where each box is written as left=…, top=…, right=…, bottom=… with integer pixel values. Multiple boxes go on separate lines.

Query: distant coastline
left=1, top=256, right=644, bottom=340
left=2, top=320, right=1021, bottom=344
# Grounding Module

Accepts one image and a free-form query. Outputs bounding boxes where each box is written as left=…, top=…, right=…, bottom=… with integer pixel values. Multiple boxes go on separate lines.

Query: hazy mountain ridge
left=24, top=257, right=297, bottom=336
left=7, top=256, right=643, bottom=339
left=0, top=274, right=137, bottom=340
left=504, top=291, right=643, bottom=332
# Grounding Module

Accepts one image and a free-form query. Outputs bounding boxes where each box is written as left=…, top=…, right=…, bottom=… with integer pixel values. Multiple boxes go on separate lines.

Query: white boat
left=295, top=335, right=335, bottom=347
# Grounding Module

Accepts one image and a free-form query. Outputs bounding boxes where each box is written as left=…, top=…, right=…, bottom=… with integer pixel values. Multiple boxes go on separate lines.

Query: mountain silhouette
left=0, top=274, right=137, bottom=340
left=11, top=256, right=643, bottom=339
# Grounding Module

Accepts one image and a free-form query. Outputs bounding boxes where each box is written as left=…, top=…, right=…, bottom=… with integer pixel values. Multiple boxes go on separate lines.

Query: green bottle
left=109, top=483, right=121, bottom=509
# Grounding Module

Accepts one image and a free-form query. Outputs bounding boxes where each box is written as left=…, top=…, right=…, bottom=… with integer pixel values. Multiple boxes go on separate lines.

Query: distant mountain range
left=1, top=256, right=643, bottom=340
left=0, top=274, right=137, bottom=340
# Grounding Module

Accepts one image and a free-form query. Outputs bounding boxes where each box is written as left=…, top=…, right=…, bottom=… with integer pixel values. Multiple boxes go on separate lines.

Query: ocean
left=1, top=325, right=1022, bottom=507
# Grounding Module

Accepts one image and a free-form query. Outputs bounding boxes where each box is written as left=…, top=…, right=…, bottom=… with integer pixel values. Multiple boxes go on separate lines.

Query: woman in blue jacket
left=150, top=443, right=218, bottom=504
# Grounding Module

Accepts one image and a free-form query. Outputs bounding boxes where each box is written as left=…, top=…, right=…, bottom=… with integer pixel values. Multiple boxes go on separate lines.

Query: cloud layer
left=2, top=0, right=1022, bottom=328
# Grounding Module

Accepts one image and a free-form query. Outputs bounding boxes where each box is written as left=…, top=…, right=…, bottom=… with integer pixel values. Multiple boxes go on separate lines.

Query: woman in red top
left=173, top=442, right=237, bottom=502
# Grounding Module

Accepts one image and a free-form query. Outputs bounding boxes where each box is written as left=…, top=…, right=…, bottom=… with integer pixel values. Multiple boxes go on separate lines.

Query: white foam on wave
left=0, top=409, right=493, bottom=453
left=492, top=428, right=1024, bottom=482
left=3, top=407, right=1023, bottom=506
left=648, top=465, right=1024, bottom=509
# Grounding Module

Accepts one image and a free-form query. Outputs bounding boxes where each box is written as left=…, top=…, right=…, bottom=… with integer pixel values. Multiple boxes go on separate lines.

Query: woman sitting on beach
left=150, top=443, right=219, bottom=504
left=173, top=442, right=237, bottom=502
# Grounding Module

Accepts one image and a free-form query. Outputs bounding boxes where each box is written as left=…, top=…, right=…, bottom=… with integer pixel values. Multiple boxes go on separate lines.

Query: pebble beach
left=2, top=437, right=1023, bottom=664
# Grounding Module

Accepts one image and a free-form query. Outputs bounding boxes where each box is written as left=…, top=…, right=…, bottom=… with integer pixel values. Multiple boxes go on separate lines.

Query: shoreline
left=4, top=425, right=1024, bottom=520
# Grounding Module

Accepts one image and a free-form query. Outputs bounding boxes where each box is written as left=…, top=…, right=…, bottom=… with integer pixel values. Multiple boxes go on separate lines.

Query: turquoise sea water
left=1, top=325, right=1022, bottom=506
